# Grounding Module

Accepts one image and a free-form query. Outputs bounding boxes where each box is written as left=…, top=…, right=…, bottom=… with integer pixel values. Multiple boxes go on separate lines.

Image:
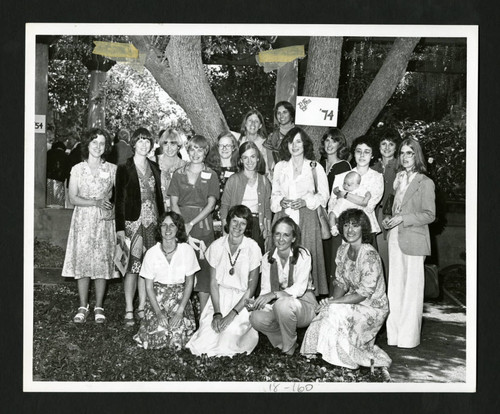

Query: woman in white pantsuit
left=382, top=138, right=435, bottom=348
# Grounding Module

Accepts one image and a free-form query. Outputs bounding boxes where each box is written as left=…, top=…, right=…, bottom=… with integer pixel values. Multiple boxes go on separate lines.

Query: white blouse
left=140, top=243, right=200, bottom=284
left=260, top=248, right=314, bottom=298
left=328, top=167, right=384, bottom=233
left=205, top=236, right=262, bottom=292
left=271, top=159, right=329, bottom=226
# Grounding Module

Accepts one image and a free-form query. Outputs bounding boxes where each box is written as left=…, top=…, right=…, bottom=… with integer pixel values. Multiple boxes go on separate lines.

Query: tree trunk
left=341, top=37, right=421, bottom=144
left=301, top=36, right=343, bottom=155
left=131, top=36, right=229, bottom=142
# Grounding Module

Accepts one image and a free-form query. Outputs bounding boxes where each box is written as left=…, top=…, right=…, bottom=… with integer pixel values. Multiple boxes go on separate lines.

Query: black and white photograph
left=24, top=23, right=477, bottom=393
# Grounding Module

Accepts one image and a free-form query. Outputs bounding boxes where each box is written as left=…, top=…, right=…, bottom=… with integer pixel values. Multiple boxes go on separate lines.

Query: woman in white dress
left=271, top=126, right=330, bottom=296
left=62, top=128, right=117, bottom=323
left=186, top=205, right=262, bottom=357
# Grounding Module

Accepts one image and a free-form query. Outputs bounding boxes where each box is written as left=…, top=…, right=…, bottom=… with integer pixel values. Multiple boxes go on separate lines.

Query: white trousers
left=386, top=228, right=425, bottom=348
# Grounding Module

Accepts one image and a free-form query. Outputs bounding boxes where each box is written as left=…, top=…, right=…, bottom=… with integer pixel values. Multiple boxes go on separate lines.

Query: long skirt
left=133, top=282, right=196, bottom=350
left=273, top=208, right=328, bottom=296
left=386, top=227, right=425, bottom=348
left=300, top=303, right=391, bottom=369
left=186, top=285, right=258, bottom=357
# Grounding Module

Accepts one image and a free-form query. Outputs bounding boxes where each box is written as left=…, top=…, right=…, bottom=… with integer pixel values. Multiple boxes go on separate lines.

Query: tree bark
left=341, top=37, right=421, bottom=144
left=301, top=36, right=343, bottom=155
left=131, top=36, right=229, bottom=143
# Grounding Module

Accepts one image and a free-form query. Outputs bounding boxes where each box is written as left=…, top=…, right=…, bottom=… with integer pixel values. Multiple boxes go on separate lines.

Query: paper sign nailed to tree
left=295, top=96, right=339, bottom=127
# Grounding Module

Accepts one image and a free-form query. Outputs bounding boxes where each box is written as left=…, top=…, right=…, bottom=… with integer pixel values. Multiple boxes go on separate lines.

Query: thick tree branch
left=341, top=37, right=421, bottom=144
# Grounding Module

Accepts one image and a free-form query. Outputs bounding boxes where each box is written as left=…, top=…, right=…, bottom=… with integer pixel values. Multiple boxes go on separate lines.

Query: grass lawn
left=32, top=282, right=390, bottom=383
left=32, top=239, right=390, bottom=383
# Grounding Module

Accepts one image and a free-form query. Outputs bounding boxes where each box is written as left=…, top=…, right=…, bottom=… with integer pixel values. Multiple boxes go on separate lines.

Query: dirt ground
left=377, top=298, right=466, bottom=383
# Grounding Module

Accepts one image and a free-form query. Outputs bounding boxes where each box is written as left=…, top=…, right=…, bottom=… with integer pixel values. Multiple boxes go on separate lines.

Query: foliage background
left=47, top=35, right=466, bottom=200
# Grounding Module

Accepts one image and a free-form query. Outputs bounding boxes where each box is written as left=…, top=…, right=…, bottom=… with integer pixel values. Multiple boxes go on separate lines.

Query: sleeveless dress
left=62, top=161, right=117, bottom=280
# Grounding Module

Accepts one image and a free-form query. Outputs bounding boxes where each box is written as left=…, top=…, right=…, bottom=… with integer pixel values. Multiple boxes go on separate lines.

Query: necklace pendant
left=229, top=267, right=235, bottom=275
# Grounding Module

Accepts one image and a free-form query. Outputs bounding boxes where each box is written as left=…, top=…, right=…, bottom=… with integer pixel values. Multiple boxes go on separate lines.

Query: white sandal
left=73, top=305, right=89, bottom=323
left=94, top=307, right=106, bottom=324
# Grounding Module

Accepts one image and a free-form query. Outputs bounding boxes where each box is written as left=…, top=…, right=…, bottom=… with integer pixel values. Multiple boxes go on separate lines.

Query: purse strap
left=310, top=161, right=319, bottom=194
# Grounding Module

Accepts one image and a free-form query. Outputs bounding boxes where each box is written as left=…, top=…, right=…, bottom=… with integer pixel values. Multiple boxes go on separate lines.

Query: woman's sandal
left=124, top=311, right=135, bottom=326
left=94, top=307, right=106, bottom=324
left=135, top=308, right=145, bottom=320
left=73, top=305, right=89, bottom=324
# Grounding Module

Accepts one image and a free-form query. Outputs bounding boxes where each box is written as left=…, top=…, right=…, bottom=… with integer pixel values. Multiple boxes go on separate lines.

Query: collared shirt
left=205, top=235, right=262, bottom=292
left=270, top=159, right=329, bottom=226
left=260, top=248, right=314, bottom=298
left=140, top=242, right=200, bottom=284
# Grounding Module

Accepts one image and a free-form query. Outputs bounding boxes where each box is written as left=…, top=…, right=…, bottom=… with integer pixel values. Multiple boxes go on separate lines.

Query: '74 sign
left=295, top=96, right=339, bottom=127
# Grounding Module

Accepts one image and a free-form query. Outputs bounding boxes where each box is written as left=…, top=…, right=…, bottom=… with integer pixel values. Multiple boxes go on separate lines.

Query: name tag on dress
left=201, top=171, right=212, bottom=180
left=223, top=170, right=235, bottom=178
left=99, top=170, right=110, bottom=179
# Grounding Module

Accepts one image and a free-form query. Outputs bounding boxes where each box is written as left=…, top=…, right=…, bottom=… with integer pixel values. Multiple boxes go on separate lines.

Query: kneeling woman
left=133, top=212, right=199, bottom=350
left=186, top=205, right=262, bottom=357
left=250, top=217, right=318, bottom=355
left=300, top=209, right=391, bottom=370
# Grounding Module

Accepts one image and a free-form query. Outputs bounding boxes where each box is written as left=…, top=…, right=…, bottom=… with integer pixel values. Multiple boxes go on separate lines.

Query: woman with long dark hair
left=319, top=127, right=351, bottom=288
left=270, top=126, right=329, bottom=296
left=239, top=109, right=271, bottom=176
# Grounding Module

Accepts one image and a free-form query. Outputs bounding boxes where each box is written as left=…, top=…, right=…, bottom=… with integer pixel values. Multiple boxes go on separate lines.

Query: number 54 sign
left=295, top=96, right=339, bottom=127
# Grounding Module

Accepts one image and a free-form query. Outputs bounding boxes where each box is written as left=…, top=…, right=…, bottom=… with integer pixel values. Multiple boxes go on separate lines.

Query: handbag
left=311, top=162, right=331, bottom=240
left=382, top=193, right=395, bottom=216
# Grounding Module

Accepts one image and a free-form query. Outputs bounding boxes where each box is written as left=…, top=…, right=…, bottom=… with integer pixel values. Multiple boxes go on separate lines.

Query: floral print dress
left=300, top=243, right=392, bottom=369
left=62, top=161, right=118, bottom=280
left=125, top=163, right=159, bottom=274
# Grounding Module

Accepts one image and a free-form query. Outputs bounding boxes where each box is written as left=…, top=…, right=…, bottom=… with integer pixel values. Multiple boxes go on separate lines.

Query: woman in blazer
left=382, top=137, right=435, bottom=348
left=116, top=128, right=165, bottom=326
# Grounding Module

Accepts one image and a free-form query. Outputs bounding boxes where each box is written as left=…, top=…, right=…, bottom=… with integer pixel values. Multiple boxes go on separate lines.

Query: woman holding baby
left=327, top=135, right=384, bottom=292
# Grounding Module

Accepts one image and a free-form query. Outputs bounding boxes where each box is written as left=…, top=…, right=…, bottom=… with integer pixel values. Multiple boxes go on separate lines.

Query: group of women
left=61, top=100, right=435, bottom=370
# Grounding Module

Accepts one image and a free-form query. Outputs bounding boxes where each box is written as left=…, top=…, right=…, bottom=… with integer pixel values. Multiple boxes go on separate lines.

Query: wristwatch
left=344, top=192, right=349, bottom=199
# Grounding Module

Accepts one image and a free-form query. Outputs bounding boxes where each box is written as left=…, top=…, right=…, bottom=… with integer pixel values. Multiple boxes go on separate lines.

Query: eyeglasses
left=218, top=144, right=234, bottom=150
left=400, top=151, right=415, bottom=158
left=163, top=141, right=179, bottom=147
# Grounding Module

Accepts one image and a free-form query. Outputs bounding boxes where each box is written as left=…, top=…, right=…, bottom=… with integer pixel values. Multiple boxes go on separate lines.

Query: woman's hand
left=156, top=311, right=169, bottom=329
left=185, top=222, right=193, bottom=235
left=280, top=198, right=292, bottom=209
left=116, top=230, right=125, bottom=243
left=211, top=313, right=222, bottom=332
left=168, top=309, right=184, bottom=328
left=217, top=311, right=236, bottom=332
left=385, top=215, right=403, bottom=229
left=290, top=198, right=306, bottom=210
left=96, top=198, right=113, bottom=210
left=254, top=292, right=275, bottom=310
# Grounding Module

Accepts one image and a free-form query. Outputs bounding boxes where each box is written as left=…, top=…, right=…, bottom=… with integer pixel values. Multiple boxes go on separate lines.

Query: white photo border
left=24, top=23, right=478, bottom=393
